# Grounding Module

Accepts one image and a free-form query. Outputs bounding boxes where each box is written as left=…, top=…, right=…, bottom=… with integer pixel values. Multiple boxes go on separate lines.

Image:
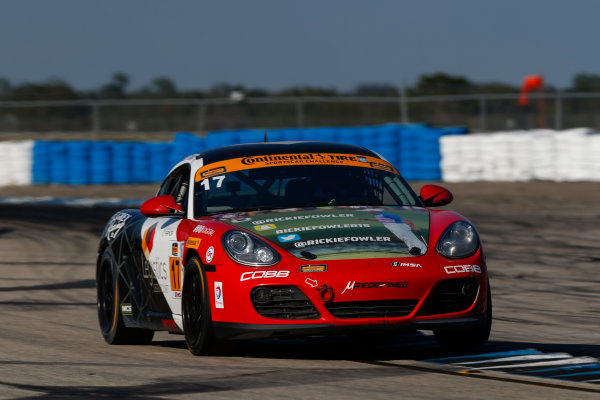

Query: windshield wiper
left=329, top=201, right=385, bottom=207
left=207, top=206, right=289, bottom=215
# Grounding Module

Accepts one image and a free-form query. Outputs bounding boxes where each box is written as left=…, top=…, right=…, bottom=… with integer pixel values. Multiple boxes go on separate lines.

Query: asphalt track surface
left=0, top=182, right=599, bottom=399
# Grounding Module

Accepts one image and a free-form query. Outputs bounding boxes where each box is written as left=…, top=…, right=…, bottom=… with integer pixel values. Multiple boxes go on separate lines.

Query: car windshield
left=193, top=162, right=420, bottom=217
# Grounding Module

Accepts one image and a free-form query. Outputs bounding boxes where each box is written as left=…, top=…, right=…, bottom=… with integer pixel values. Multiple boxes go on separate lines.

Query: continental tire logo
left=241, top=154, right=320, bottom=165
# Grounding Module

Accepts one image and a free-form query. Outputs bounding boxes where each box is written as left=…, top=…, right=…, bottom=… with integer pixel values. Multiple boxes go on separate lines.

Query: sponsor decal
left=278, top=233, right=300, bottom=242
left=200, top=166, right=227, bottom=179
left=391, top=262, right=422, bottom=268
left=121, top=303, right=133, bottom=315
left=214, top=282, right=224, bottom=308
left=171, top=242, right=179, bottom=257
left=106, top=212, right=131, bottom=240
left=253, top=213, right=354, bottom=225
left=295, top=236, right=391, bottom=248
left=444, top=265, right=482, bottom=274
left=254, top=224, right=276, bottom=231
left=149, top=257, right=169, bottom=281
left=341, top=280, right=408, bottom=294
left=206, top=246, right=215, bottom=263
left=300, top=264, right=327, bottom=272
left=193, top=225, right=215, bottom=236
left=369, top=161, right=394, bottom=172
left=275, top=223, right=369, bottom=234
left=240, top=270, right=290, bottom=281
left=186, top=237, right=201, bottom=249
left=215, top=282, right=225, bottom=308
left=162, top=230, right=175, bottom=238
left=305, top=278, right=318, bottom=288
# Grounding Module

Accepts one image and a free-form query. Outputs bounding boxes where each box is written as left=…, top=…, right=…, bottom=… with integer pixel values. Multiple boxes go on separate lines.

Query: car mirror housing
left=420, top=184, right=453, bottom=207
left=140, top=195, right=183, bottom=217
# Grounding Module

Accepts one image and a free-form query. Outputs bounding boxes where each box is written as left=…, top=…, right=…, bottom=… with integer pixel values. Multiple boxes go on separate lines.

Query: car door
left=140, top=165, right=191, bottom=318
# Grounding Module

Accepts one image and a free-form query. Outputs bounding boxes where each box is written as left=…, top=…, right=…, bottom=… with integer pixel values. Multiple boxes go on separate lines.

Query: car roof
left=197, top=141, right=381, bottom=165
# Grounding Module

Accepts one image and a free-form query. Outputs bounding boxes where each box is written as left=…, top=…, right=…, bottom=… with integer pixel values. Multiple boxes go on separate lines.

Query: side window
left=157, top=165, right=191, bottom=213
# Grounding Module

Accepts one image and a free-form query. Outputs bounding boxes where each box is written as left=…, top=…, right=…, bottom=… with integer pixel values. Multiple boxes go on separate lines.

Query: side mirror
left=140, top=195, right=183, bottom=217
left=420, top=184, right=453, bottom=207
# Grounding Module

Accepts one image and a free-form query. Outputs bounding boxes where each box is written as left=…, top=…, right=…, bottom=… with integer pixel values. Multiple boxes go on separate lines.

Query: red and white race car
left=97, top=141, right=491, bottom=355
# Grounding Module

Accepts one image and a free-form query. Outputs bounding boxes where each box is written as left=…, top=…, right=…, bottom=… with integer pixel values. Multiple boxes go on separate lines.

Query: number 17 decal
left=200, top=175, right=226, bottom=190
left=169, top=257, right=181, bottom=291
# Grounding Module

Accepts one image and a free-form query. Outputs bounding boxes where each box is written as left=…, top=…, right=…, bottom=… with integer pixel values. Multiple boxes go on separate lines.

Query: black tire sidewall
left=182, top=256, right=214, bottom=355
left=97, top=247, right=121, bottom=343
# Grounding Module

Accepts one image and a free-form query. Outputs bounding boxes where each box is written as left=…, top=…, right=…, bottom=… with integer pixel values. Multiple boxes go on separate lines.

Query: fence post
left=479, top=96, right=487, bottom=132
left=399, top=82, right=409, bottom=123
left=296, top=100, right=304, bottom=127
left=554, top=93, right=563, bottom=130
left=197, top=103, right=207, bottom=136
left=92, top=102, right=100, bottom=140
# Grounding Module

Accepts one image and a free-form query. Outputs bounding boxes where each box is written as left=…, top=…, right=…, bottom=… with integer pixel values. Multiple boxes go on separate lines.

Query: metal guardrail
left=1, top=92, right=599, bottom=138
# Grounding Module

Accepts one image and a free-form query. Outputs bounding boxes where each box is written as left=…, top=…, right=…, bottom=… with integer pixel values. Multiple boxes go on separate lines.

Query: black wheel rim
left=98, top=259, right=115, bottom=333
left=183, top=269, right=203, bottom=344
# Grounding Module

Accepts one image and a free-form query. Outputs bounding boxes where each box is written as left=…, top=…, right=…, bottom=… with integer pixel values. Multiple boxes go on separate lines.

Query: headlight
left=436, top=221, right=479, bottom=259
left=222, top=230, right=281, bottom=266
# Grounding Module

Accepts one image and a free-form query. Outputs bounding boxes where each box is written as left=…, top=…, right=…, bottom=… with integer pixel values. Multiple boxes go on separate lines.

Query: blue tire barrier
left=90, top=141, right=112, bottom=184
left=67, top=141, right=91, bottom=185
left=32, top=141, right=52, bottom=184
left=27, top=124, right=469, bottom=185
left=132, top=142, right=151, bottom=184
left=113, top=142, right=133, bottom=184
left=49, top=142, right=69, bottom=184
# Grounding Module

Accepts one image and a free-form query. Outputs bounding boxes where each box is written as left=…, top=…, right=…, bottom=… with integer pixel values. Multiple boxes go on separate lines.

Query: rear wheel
left=433, top=284, right=492, bottom=350
left=182, top=256, right=217, bottom=355
left=97, top=247, right=154, bottom=345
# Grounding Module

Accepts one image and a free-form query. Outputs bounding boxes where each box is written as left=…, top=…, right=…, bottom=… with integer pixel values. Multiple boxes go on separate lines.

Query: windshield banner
left=195, top=153, right=397, bottom=181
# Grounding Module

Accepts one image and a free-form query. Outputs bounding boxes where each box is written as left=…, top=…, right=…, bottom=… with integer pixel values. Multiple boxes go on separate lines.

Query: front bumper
left=213, top=314, right=488, bottom=340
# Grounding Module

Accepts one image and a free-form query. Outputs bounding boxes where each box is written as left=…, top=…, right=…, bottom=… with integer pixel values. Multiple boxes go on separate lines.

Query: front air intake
left=325, top=299, right=418, bottom=319
left=421, top=278, right=479, bottom=316
left=250, top=286, right=320, bottom=320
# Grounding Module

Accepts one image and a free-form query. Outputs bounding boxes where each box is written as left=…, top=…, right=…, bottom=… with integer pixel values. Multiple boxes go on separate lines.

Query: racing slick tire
left=433, top=284, right=492, bottom=351
left=182, top=256, right=218, bottom=355
left=97, top=247, right=155, bottom=345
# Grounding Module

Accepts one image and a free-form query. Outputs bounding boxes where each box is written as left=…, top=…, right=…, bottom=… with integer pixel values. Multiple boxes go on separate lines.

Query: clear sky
left=0, top=0, right=596, bottom=92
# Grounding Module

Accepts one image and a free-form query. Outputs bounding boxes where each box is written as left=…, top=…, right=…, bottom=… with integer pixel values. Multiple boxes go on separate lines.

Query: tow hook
left=318, top=284, right=334, bottom=302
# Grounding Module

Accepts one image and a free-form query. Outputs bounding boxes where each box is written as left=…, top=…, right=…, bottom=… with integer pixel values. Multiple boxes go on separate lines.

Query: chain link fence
left=1, top=93, right=599, bottom=140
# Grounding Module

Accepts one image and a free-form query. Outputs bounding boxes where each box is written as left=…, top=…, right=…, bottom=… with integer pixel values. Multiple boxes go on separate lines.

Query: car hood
left=213, top=206, right=430, bottom=261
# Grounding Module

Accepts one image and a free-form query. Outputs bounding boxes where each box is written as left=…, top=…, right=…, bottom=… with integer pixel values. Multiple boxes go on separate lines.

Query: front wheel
left=433, top=284, right=492, bottom=350
left=97, top=247, right=154, bottom=345
left=182, top=256, right=217, bottom=355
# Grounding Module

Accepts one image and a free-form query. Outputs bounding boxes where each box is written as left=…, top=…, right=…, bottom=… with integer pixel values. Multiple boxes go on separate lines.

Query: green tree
left=11, top=78, right=77, bottom=100
left=412, top=72, right=472, bottom=95
left=0, top=77, right=11, bottom=97
left=100, top=72, right=130, bottom=98
left=140, top=76, right=178, bottom=97
left=570, top=73, right=600, bottom=92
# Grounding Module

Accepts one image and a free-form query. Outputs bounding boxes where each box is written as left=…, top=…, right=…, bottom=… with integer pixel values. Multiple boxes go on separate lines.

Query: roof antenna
left=264, top=130, right=269, bottom=142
